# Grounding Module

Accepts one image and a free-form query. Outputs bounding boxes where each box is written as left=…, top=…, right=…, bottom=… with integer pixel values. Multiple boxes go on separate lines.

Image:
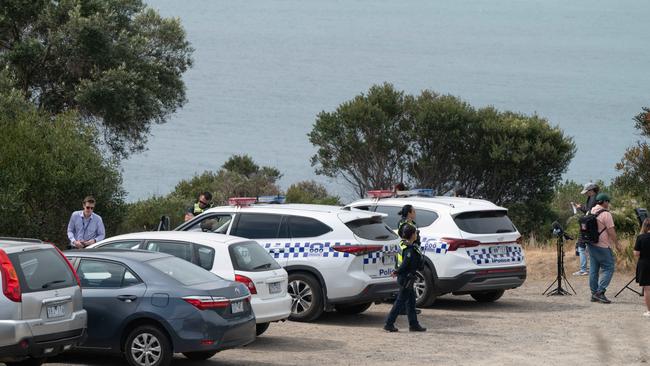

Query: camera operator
left=588, top=193, right=623, bottom=304
left=572, top=183, right=599, bottom=276
left=634, top=218, right=650, bottom=317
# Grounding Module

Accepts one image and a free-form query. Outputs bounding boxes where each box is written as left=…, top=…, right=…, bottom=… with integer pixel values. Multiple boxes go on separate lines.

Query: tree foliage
left=286, top=180, right=340, bottom=205
left=615, top=108, right=650, bottom=205
left=0, top=0, right=193, bottom=158
left=0, top=91, right=125, bottom=246
left=309, top=83, right=410, bottom=197
left=309, top=83, right=576, bottom=236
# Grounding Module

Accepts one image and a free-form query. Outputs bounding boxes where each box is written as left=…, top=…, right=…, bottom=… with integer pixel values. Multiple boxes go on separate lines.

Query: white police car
left=89, top=231, right=292, bottom=336
left=346, top=190, right=526, bottom=306
left=175, top=198, right=401, bottom=322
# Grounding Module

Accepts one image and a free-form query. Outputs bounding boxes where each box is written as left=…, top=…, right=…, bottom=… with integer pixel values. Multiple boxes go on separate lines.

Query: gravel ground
left=42, top=275, right=649, bottom=366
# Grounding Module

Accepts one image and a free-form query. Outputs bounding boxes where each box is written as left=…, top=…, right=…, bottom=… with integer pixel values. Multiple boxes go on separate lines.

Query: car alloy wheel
left=130, top=332, right=162, bottom=366
left=288, top=279, right=313, bottom=315
left=413, top=271, right=426, bottom=302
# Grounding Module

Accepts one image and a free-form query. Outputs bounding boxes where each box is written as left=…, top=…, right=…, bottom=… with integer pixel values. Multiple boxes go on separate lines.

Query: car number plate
left=269, top=282, right=283, bottom=294
left=47, top=304, right=66, bottom=318
left=489, top=246, right=508, bottom=255
left=231, top=301, right=244, bottom=314
left=382, top=255, right=396, bottom=266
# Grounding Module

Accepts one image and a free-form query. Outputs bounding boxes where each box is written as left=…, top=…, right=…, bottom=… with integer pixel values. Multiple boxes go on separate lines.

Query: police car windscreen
left=453, top=210, right=517, bottom=234
left=229, top=241, right=282, bottom=272
left=345, top=217, right=399, bottom=241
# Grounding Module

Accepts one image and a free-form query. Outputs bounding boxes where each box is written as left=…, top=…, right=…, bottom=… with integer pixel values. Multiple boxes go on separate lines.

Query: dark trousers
left=385, top=277, right=419, bottom=327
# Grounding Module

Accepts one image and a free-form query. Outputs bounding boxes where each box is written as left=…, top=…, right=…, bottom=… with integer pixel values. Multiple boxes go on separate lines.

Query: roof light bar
left=228, top=197, right=258, bottom=206
left=257, top=195, right=286, bottom=204
left=367, top=190, right=394, bottom=199
left=395, top=188, right=434, bottom=197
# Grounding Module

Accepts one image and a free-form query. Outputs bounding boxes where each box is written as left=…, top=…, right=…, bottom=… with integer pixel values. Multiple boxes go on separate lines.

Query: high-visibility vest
left=192, top=202, right=208, bottom=216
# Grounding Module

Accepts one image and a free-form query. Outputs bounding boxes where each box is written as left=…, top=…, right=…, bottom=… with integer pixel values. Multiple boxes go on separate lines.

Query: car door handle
left=117, top=295, right=138, bottom=303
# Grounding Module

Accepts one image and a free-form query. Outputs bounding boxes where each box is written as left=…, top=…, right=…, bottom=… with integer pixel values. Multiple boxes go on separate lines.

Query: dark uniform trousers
left=385, top=275, right=419, bottom=327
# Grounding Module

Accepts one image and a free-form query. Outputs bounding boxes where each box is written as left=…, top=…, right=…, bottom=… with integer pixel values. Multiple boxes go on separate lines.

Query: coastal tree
left=615, top=107, right=650, bottom=205
left=0, top=0, right=194, bottom=158
left=0, top=89, right=125, bottom=246
left=308, top=83, right=411, bottom=197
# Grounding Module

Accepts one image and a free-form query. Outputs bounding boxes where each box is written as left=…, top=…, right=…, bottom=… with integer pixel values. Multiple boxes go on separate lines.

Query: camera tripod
left=614, top=276, right=645, bottom=298
left=543, top=234, right=577, bottom=296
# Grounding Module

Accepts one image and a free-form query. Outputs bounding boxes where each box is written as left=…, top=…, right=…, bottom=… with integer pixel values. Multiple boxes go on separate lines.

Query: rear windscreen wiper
left=42, top=280, right=66, bottom=289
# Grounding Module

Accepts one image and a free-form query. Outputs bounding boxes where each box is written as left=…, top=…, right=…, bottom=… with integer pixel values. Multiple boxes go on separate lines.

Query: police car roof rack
left=228, top=195, right=286, bottom=207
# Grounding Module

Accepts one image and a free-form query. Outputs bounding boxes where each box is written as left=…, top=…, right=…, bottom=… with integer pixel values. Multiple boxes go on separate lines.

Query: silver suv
left=0, top=238, right=87, bottom=366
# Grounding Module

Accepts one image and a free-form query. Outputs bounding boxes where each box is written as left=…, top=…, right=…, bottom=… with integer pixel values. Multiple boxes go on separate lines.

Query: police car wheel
left=287, top=273, right=323, bottom=322
left=334, top=302, right=372, bottom=315
left=470, top=290, right=505, bottom=303
left=414, top=267, right=436, bottom=308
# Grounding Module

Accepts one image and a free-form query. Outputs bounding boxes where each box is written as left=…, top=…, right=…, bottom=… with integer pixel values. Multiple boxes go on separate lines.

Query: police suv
left=346, top=190, right=526, bottom=307
left=175, top=198, right=401, bottom=322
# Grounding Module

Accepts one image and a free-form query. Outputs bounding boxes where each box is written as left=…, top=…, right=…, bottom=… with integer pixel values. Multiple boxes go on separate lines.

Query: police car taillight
left=332, top=245, right=384, bottom=256
left=228, top=197, right=257, bottom=206
left=442, top=238, right=481, bottom=251
left=235, top=274, right=257, bottom=295
left=367, top=190, right=394, bottom=199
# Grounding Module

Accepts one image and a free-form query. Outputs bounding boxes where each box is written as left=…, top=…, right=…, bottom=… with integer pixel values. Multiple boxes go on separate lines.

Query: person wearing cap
left=588, top=192, right=623, bottom=304
left=572, top=183, right=600, bottom=276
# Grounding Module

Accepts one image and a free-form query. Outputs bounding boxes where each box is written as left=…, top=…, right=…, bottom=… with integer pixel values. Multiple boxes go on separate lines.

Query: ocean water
left=122, top=0, right=650, bottom=202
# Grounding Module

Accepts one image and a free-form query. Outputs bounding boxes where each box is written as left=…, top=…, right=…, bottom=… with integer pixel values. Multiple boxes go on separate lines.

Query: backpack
left=578, top=209, right=608, bottom=244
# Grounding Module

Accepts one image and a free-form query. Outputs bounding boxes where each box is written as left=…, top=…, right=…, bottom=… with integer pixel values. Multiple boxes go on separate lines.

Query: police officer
left=184, top=191, right=213, bottom=222
left=384, top=224, right=426, bottom=332
left=397, top=204, right=421, bottom=315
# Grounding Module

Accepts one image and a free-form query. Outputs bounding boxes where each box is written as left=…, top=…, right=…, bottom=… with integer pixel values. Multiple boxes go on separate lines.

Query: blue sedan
left=64, top=249, right=256, bottom=366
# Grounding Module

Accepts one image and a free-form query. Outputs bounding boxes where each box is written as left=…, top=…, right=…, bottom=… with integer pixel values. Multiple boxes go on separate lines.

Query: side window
left=98, top=240, right=142, bottom=249
left=186, top=214, right=233, bottom=234
left=352, top=205, right=372, bottom=211
left=145, top=241, right=193, bottom=262
left=288, top=216, right=333, bottom=238
left=417, top=209, right=439, bottom=227
left=374, top=205, right=403, bottom=230
left=195, top=245, right=215, bottom=271
left=231, top=214, right=283, bottom=239
left=77, top=259, right=140, bottom=288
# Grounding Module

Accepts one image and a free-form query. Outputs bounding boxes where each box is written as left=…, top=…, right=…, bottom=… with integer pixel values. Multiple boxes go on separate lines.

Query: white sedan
left=89, top=231, right=292, bottom=336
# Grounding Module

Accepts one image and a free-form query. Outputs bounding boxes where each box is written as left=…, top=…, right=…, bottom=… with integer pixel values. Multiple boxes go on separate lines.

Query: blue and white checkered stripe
left=466, top=245, right=524, bottom=265
left=363, top=244, right=401, bottom=264
left=420, top=238, right=449, bottom=254
left=263, top=242, right=353, bottom=259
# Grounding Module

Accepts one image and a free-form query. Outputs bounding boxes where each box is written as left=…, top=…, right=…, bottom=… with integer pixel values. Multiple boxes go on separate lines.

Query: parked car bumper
left=251, top=294, right=292, bottom=323
left=436, top=266, right=527, bottom=295
left=328, top=280, right=400, bottom=305
left=0, top=328, right=86, bottom=362
left=171, top=311, right=256, bottom=353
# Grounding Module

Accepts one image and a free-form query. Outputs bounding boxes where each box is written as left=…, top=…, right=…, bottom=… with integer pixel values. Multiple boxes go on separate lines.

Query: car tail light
left=442, top=238, right=481, bottom=251
left=183, top=296, right=230, bottom=310
left=332, top=245, right=384, bottom=256
left=0, top=249, right=21, bottom=302
left=235, top=275, right=257, bottom=295
left=516, top=236, right=523, bottom=245
left=52, top=245, right=81, bottom=289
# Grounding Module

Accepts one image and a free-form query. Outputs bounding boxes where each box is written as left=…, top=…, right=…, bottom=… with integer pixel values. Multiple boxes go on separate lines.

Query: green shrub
left=119, top=196, right=188, bottom=233
left=286, top=180, right=340, bottom=205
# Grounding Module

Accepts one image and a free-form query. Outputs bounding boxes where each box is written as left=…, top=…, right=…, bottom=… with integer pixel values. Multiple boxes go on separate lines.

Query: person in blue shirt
left=67, top=196, right=106, bottom=249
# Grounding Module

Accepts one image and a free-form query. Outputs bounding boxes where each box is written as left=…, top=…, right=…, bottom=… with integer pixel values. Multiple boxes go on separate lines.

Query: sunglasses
left=85, top=206, right=95, bottom=210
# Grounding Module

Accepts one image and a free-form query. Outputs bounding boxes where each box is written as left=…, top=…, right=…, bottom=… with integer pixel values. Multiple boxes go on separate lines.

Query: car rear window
left=453, top=210, right=517, bottom=234
left=148, top=256, right=223, bottom=286
left=229, top=241, right=281, bottom=272
left=345, top=216, right=399, bottom=241
left=10, top=249, right=75, bottom=292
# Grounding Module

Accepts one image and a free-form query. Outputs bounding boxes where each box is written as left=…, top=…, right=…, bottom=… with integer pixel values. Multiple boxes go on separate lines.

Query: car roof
left=97, top=231, right=250, bottom=246
left=348, top=196, right=506, bottom=214
left=204, top=203, right=384, bottom=223
left=64, top=248, right=171, bottom=262
left=0, top=237, right=53, bottom=253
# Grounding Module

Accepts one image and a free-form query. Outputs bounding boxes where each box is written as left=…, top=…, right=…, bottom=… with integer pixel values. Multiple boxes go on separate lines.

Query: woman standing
left=634, top=218, right=650, bottom=317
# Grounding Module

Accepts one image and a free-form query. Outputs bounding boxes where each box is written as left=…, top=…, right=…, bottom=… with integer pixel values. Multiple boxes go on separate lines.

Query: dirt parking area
left=45, top=275, right=649, bottom=366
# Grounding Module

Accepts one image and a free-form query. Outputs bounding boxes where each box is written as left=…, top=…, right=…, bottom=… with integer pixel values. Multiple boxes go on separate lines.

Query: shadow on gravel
left=245, top=335, right=345, bottom=353
left=428, top=296, right=589, bottom=313
left=48, top=352, right=281, bottom=366
left=313, top=309, right=478, bottom=330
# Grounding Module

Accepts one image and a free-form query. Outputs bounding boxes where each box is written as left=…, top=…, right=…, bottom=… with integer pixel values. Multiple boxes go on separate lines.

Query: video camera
left=635, top=208, right=648, bottom=227
left=551, top=221, right=573, bottom=241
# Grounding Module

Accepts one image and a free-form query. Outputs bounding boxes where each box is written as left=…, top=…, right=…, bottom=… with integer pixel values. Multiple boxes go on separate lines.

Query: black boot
left=384, top=324, right=399, bottom=332
left=409, top=324, right=427, bottom=332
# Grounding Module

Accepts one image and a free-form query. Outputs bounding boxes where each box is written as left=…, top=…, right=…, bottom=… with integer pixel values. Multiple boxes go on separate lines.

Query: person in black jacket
left=384, top=224, right=426, bottom=332
left=634, top=218, right=650, bottom=317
